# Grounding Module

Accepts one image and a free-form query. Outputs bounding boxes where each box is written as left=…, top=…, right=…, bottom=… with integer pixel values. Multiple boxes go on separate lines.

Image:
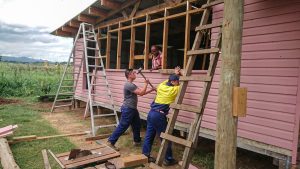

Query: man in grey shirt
left=107, top=68, right=155, bottom=150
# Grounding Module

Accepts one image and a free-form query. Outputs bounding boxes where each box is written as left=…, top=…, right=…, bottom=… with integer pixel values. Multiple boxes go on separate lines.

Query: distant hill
left=0, top=56, right=50, bottom=63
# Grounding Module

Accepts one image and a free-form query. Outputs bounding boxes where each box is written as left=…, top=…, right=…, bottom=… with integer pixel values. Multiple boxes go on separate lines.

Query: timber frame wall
left=95, top=0, right=210, bottom=70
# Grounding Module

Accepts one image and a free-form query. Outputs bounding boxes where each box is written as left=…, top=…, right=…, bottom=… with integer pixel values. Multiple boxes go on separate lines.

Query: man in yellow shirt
left=142, top=67, right=181, bottom=166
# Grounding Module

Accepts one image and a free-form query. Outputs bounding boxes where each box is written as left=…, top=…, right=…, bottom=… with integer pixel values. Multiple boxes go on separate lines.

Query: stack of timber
left=0, top=125, right=18, bottom=138
left=0, top=138, right=20, bottom=169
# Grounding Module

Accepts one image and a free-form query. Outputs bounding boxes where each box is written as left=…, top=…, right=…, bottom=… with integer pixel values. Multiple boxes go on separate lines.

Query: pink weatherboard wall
left=73, top=0, right=300, bottom=165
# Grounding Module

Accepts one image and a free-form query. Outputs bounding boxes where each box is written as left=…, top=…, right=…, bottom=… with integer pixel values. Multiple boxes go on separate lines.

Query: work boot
left=163, top=159, right=178, bottom=166
left=133, top=141, right=141, bottom=147
left=147, top=156, right=156, bottom=163
left=106, top=141, right=119, bottom=151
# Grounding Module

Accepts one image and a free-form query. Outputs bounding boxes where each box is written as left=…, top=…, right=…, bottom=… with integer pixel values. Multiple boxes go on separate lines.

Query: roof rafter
left=62, top=26, right=78, bottom=33
left=69, top=20, right=81, bottom=28
left=100, top=0, right=122, bottom=10
left=78, top=14, right=96, bottom=24
left=55, top=29, right=73, bottom=37
left=89, top=7, right=108, bottom=17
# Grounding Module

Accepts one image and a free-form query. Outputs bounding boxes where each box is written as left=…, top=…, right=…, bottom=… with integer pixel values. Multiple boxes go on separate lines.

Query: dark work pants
left=142, top=110, right=173, bottom=161
left=108, top=106, right=141, bottom=145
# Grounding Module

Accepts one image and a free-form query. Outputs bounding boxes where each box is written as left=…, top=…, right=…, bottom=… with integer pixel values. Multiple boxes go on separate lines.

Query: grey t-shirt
left=122, top=82, right=138, bottom=109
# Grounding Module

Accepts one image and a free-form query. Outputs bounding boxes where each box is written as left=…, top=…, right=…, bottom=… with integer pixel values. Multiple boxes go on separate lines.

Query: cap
left=169, top=74, right=180, bottom=81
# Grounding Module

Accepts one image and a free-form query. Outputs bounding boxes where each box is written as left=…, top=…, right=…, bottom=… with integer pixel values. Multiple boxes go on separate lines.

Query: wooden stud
left=12, top=135, right=37, bottom=141
left=117, top=22, right=122, bottom=69
left=129, top=0, right=141, bottom=18
left=106, top=26, right=111, bottom=69
left=144, top=15, right=150, bottom=70
left=214, top=0, right=244, bottom=168
left=77, top=14, right=96, bottom=24
left=184, top=1, right=191, bottom=69
left=42, top=149, right=51, bottom=169
left=232, top=87, right=247, bottom=117
left=101, top=0, right=122, bottom=10
left=89, top=7, right=108, bottom=18
left=48, top=150, right=65, bottom=169
left=162, top=8, right=169, bottom=69
left=129, top=19, right=136, bottom=68
left=69, top=20, right=81, bottom=28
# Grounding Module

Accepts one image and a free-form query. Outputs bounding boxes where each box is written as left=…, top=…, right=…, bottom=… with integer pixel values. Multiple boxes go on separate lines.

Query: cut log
left=0, top=138, right=20, bottom=169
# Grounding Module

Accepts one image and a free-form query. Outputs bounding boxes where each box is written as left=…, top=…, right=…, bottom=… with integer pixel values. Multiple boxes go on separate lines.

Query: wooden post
left=129, top=19, right=136, bottom=68
left=0, top=138, right=20, bottom=169
left=144, top=15, right=150, bottom=70
left=42, top=149, right=51, bottom=169
left=162, top=8, right=169, bottom=69
left=184, top=1, right=191, bottom=69
left=117, top=22, right=122, bottom=69
left=106, top=26, right=111, bottom=69
left=214, top=0, right=244, bottom=168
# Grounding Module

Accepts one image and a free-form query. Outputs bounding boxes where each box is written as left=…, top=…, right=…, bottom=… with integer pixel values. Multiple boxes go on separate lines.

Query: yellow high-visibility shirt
left=154, top=80, right=180, bottom=105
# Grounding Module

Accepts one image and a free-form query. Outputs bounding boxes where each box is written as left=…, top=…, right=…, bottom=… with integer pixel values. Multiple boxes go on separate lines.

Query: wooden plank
left=232, top=87, right=247, bottom=117
left=195, top=22, right=222, bottom=31
left=48, top=149, right=65, bottom=169
left=170, top=104, right=201, bottom=113
left=144, top=15, right=150, bottom=70
left=0, top=138, right=20, bottom=169
left=56, top=145, right=107, bottom=158
left=12, top=135, right=37, bottom=141
left=129, top=0, right=141, bottom=18
left=89, top=7, right=108, bottom=18
left=116, top=22, right=122, bottom=69
left=85, top=134, right=111, bottom=141
left=121, top=154, right=148, bottom=167
left=162, top=8, right=169, bottom=69
left=160, top=133, right=192, bottom=147
left=187, top=48, right=220, bottom=56
left=0, top=125, right=17, bottom=135
left=134, top=55, right=144, bottom=60
left=65, top=152, right=120, bottom=169
left=179, top=75, right=212, bottom=82
left=184, top=1, right=191, bottom=69
left=129, top=20, right=136, bottom=68
left=78, top=14, right=96, bottom=24
left=101, top=0, right=122, bottom=10
left=214, top=0, right=243, bottom=168
left=42, top=149, right=51, bottom=169
left=106, top=26, right=111, bottom=69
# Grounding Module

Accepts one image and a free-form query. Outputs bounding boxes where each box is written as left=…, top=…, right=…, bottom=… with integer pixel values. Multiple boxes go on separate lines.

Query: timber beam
left=100, top=0, right=122, bottom=10
left=55, top=29, right=73, bottom=37
left=62, top=26, right=78, bottom=33
left=78, top=14, right=96, bottom=24
left=89, top=7, right=108, bottom=18
left=69, top=20, right=81, bottom=28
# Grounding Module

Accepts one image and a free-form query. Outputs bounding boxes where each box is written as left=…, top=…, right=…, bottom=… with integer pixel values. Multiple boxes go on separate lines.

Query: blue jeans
left=142, top=110, right=173, bottom=161
left=108, top=106, right=141, bottom=145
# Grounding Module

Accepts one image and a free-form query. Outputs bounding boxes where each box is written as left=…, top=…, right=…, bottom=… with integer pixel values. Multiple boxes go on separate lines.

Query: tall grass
left=0, top=62, right=64, bottom=97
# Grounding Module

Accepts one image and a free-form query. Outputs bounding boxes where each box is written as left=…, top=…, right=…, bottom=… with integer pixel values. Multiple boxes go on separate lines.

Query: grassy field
left=0, top=62, right=64, bottom=97
left=0, top=98, right=75, bottom=169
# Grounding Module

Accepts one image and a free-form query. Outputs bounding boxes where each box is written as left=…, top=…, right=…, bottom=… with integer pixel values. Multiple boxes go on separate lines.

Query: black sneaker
left=106, top=141, right=119, bottom=151
left=133, top=141, right=141, bottom=147
left=163, top=159, right=178, bottom=166
left=147, top=156, right=156, bottom=163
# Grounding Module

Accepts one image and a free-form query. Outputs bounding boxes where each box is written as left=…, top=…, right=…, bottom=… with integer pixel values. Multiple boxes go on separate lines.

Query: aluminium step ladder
left=52, top=23, right=119, bottom=136
left=150, top=0, right=224, bottom=169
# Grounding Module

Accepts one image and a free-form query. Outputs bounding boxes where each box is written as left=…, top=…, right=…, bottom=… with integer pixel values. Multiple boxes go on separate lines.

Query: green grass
left=0, top=99, right=76, bottom=169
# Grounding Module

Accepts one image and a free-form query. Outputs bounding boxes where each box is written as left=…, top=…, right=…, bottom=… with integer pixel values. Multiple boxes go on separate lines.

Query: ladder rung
left=85, top=31, right=94, bottom=34
left=86, top=47, right=96, bottom=50
left=160, top=133, right=193, bottom=148
left=202, top=0, right=224, bottom=8
left=54, top=104, right=73, bottom=108
left=170, top=104, right=201, bottom=113
left=180, top=75, right=212, bottom=82
left=88, top=65, right=103, bottom=68
left=187, top=48, right=220, bottom=56
left=195, top=22, right=222, bottom=31
left=94, top=114, right=116, bottom=118
left=149, top=163, right=164, bottom=169
left=87, top=56, right=101, bottom=59
left=86, top=39, right=96, bottom=42
left=58, top=92, right=74, bottom=95
left=61, top=86, right=74, bottom=88
left=56, top=98, right=73, bottom=102
left=95, top=124, right=117, bottom=129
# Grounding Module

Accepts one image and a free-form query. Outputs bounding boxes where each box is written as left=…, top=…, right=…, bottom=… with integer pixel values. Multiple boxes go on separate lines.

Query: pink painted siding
left=73, top=0, right=300, bottom=164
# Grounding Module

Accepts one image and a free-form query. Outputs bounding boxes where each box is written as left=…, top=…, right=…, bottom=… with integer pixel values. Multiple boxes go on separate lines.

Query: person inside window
left=149, top=45, right=162, bottom=70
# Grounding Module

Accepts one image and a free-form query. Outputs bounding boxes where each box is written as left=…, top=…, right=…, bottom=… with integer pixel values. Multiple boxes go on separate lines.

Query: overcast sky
left=0, top=0, right=95, bottom=62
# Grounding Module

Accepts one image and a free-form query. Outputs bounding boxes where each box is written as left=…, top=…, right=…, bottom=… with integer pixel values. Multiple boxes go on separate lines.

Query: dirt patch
left=0, top=97, right=19, bottom=105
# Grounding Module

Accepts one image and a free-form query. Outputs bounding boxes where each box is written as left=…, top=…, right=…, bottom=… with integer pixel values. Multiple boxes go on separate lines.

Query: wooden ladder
left=150, top=0, right=224, bottom=168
